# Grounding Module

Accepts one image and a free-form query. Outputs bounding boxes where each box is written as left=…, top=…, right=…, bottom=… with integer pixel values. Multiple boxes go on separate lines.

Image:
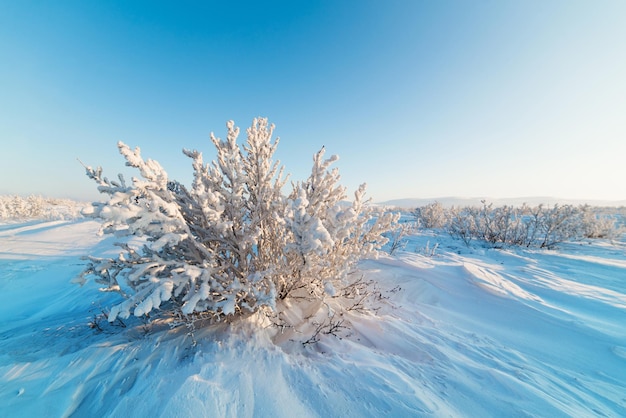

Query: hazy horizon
left=2, top=189, right=625, bottom=209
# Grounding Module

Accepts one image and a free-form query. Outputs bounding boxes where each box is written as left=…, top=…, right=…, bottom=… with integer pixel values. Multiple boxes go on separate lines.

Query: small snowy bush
left=413, top=201, right=447, bottom=229
left=78, top=118, right=398, bottom=328
left=0, top=195, right=84, bottom=221
left=417, top=201, right=621, bottom=249
left=580, top=205, right=623, bottom=240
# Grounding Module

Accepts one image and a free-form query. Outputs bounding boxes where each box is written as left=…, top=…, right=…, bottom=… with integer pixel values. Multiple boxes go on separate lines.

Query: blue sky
left=1, top=1, right=625, bottom=202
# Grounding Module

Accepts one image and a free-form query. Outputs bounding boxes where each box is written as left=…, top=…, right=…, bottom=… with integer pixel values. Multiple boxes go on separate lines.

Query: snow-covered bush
left=446, top=206, right=478, bottom=247
left=417, top=201, right=621, bottom=249
left=0, top=195, right=84, bottom=221
left=580, top=205, right=623, bottom=239
left=386, top=221, right=415, bottom=255
left=413, top=201, right=447, bottom=229
left=78, top=118, right=398, bottom=327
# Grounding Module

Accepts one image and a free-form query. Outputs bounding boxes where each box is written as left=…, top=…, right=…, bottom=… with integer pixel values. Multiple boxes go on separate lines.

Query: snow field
left=1, top=220, right=625, bottom=417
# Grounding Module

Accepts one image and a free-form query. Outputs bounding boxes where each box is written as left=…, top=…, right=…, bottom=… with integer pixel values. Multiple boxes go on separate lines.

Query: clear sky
left=1, top=1, right=625, bottom=203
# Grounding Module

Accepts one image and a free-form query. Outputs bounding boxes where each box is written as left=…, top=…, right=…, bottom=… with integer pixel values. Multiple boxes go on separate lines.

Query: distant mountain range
left=379, top=196, right=626, bottom=208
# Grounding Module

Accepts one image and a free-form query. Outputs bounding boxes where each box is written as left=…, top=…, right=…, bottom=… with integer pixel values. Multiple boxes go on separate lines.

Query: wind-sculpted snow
left=1, top=220, right=625, bottom=417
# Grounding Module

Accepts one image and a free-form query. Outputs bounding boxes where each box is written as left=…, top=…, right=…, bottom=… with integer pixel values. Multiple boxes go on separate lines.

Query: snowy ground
left=1, top=219, right=625, bottom=417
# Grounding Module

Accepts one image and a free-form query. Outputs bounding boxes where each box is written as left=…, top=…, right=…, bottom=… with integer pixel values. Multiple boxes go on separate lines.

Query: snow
left=1, top=219, right=625, bottom=417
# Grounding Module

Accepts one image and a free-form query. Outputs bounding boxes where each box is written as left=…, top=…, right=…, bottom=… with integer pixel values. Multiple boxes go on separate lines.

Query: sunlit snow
left=1, top=218, right=625, bottom=417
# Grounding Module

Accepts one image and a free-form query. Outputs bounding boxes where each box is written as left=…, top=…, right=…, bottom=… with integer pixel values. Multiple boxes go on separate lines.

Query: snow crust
left=1, top=220, right=625, bottom=417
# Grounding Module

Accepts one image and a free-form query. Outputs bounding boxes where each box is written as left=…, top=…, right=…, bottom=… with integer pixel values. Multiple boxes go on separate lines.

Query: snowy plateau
left=1, top=216, right=625, bottom=417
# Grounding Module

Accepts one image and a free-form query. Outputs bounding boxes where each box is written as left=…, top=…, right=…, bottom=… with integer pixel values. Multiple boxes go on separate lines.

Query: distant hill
left=380, top=196, right=626, bottom=208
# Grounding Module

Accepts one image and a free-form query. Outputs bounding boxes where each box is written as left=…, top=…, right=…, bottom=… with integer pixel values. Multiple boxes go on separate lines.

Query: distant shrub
left=580, top=205, right=623, bottom=239
left=414, top=200, right=622, bottom=249
left=77, top=118, right=399, bottom=334
left=0, top=195, right=84, bottom=221
left=413, top=201, right=447, bottom=229
left=386, top=221, right=416, bottom=255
